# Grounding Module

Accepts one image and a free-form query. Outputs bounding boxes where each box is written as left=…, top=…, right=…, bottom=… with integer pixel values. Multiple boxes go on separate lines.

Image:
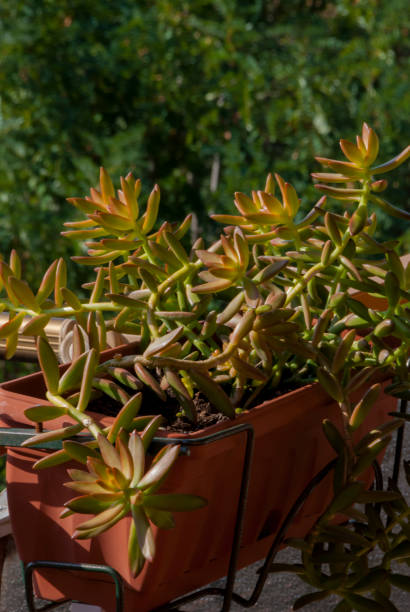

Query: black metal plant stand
left=0, top=398, right=408, bottom=612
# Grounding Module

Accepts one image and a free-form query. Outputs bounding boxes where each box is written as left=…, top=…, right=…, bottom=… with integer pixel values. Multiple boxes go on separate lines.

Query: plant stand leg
left=153, top=424, right=255, bottom=612
left=23, top=561, right=123, bottom=612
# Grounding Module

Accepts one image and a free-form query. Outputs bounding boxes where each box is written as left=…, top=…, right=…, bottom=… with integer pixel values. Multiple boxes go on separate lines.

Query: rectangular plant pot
left=0, top=363, right=394, bottom=612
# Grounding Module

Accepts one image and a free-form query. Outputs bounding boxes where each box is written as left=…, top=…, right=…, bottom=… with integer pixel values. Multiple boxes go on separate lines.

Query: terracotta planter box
left=0, top=363, right=394, bottom=612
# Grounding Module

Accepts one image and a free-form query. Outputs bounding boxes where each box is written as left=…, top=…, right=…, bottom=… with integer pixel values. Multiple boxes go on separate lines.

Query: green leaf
left=92, top=377, right=130, bottom=405
left=389, top=573, right=410, bottom=592
left=128, top=520, right=145, bottom=577
left=21, top=423, right=83, bottom=447
left=345, top=594, right=385, bottom=612
left=144, top=506, right=175, bottom=529
left=164, top=231, right=189, bottom=264
left=37, top=337, right=60, bottom=393
left=356, top=490, right=402, bottom=504
left=349, top=384, right=382, bottom=431
left=293, top=590, right=331, bottom=609
left=54, top=258, right=67, bottom=307
left=140, top=415, right=164, bottom=451
left=24, top=404, right=67, bottom=423
left=107, top=393, right=142, bottom=443
left=64, top=493, right=121, bottom=515
left=61, top=287, right=82, bottom=310
left=58, top=352, right=88, bottom=394
left=33, top=449, right=71, bottom=469
left=8, top=276, right=38, bottom=311
left=143, top=327, right=184, bottom=358
left=97, top=433, right=121, bottom=471
left=372, top=592, right=399, bottom=612
left=131, top=505, right=155, bottom=562
left=133, top=362, right=167, bottom=401
left=142, top=184, right=160, bottom=234
left=0, top=312, right=26, bottom=339
left=143, top=493, right=207, bottom=512
left=73, top=506, right=128, bottom=539
left=106, top=367, right=142, bottom=390
left=322, top=419, right=346, bottom=454
left=384, top=541, right=410, bottom=562
left=327, top=482, right=364, bottom=515
left=36, top=260, right=59, bottom=303
left=349, top=568, right=388, bottom=592
left=317, top=368, right=344, bottom=403
left=21, top=314, right=51, bottom=336
left=77, top=348, right=98, bottom=411
left=137, top=444, right=180, bottom=490
left=63, top=441, right=99, bottom=464
left=99, top=167, right=115, bottom=203
left=129, top=431, right=145, bottom=487
left=75, top=502, right=125, bottom=531
left=164, top=369, right=196, bottom=423
left=311, top=551, right=358, bottom=564
left=320, top=525, right=369, bottom=548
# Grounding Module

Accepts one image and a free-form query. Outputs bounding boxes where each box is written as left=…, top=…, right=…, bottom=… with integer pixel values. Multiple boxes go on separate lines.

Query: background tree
left=0, top=0, right=409, bottom=286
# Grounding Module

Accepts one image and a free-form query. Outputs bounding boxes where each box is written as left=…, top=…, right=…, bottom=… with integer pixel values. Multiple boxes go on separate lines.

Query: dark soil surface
left=87, top=372, right=307, bottom=434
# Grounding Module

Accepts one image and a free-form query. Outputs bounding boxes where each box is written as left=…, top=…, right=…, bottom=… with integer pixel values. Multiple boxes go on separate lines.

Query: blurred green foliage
left=0, top=0, right=409, bottom=288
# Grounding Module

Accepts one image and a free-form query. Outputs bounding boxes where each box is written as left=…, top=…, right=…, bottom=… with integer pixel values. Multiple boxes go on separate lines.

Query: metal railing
left=0, top=313, right=138, bottom=363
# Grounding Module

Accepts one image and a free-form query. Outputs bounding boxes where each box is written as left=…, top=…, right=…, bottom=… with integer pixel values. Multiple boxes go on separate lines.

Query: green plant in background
left=271, top=463, right=410, bottom=610
left=1, top=1, right=409, bottom=289
left=0, top=125, right=409, bottom=608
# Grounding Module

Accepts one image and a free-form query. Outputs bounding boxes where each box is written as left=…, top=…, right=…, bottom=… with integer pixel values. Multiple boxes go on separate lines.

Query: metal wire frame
left=23, top=561, right=123, bottom=612
left=0, top=397, right=407, bottom=611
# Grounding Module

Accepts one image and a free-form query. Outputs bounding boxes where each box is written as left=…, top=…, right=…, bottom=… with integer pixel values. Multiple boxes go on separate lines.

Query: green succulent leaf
left=37, top=337, right=60, bottom=393
left=21, top=423, right=84, bottom=447
left=293, top=590, right=331, bottom=610
left=144, top=506, right=175, bottom=529
left=74, top=503, right=127, bottom=539
left=131, top=505, right=155, bottom=562
left=128, top=520, right=146, bottom=577
left=97, top=433, right=122, bottom=471
left=21, top=314, right=51, bottom=336
left=143, top=493, right=207, bottom=512
left=58, top=352, right=88, bottom=394
left=389, top=573, right=410, bottom=592
left=77, top=348, right=98, bottom=411
left=129, top=431, right=145, bottom=486
left=33, top=449, right=72, bottom=469
left=140, top=415, right=164, bottom=452
left=63, top=440, right=99, bottom=464
left=137, top=444, right=180, bottom=490
left=24, top=404, right=67, bottom=423
left=345, top=594, right=386, bottom=612
left=107, top=393, right=142, bottom=443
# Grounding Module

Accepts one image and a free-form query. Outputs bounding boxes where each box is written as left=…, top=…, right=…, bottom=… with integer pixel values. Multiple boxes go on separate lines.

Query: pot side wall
left=1, top=373, right=395, bottom=612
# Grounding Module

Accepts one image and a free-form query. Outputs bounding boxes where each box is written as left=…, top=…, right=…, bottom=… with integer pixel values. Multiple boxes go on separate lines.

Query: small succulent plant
left=0, top=124, right=409, bottom=587
left=271, top=465, right=410, bottom=610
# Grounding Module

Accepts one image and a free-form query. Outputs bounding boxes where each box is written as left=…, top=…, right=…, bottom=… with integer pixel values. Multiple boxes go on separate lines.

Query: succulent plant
left=0, top=124, right=409, bottom=585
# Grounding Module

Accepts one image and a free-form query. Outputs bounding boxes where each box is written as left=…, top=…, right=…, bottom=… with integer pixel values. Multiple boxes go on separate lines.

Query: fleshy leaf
left=137, top=444, right=180, bottom=490
left=24, top=404, right=67, bottom=423
left=37, top=337, right=60, bottom=393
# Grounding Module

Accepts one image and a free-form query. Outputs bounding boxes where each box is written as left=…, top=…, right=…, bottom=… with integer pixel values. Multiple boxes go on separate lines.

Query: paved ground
left=0, top=420, right=409, bottom=612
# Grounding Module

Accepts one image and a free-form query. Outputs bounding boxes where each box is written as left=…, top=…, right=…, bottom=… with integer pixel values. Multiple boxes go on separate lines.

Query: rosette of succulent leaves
left=0, top=123, right=409, bottom=575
